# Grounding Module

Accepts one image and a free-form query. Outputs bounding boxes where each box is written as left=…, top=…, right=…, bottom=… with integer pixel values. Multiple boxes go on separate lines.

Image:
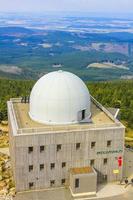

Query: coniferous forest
left=88, top=81, right=133, bottom=129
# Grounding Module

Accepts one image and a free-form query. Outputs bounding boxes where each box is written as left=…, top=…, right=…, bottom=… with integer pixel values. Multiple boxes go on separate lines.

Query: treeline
left=0, top=79, right=34, bottom=121
left=0, top=78, right=133, bottom=129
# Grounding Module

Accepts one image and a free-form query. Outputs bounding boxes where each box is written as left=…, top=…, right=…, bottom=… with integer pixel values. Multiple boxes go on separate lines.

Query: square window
left=104, top=158, right=108, bottom=165
left=29, top=182, right=34, bottom=188
left=50, top=180, right=55, bottom=187
left=91, top=142, right=96, bottom=149
left=76, top=143, right=80, bottom=150
left=29, top=165, right=33, bottom=172
left=51, top=163, right=55, bottom=169
left=75, top=178, right=79, bottom=188
left=90, top=159, right=95, bottom=166
left=40, top=164, right=44, bottom=170
left=57, top=144, right=62, bottom=152
left=61, top=179, right=66, bottom=185
left=28, top=146, right=33, bottom=153
left=107, top=140, right=112, bottom=147
left=62, top=162, right=66, bottom=168
left=40, top=146, right=45, bottom=152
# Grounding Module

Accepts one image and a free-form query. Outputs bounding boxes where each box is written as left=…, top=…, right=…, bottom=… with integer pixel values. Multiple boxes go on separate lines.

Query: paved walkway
left=96, top=183, right=129, bottom=198
left=98, top=188, right=133, bottom=200
left=91, top=183, right=132, bottom=199
left=13, top=182, right=133, bottom=200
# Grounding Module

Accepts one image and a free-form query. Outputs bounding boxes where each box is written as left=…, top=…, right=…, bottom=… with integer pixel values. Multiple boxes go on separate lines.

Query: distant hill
left=106, top=32, right=133, bottom=42
left=0, top=27, right=35, bottom=35
left=0, top=26, right=133, bottom=81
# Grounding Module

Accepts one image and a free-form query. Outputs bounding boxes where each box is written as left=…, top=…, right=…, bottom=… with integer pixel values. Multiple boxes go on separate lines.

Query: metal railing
left=17, top=122, right=122, bottom=135
left=91, top=95, right=119, bottom=122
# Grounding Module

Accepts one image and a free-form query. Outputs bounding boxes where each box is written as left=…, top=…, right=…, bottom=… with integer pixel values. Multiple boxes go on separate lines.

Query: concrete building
left=8, top=71, right=125, bottom=198
left=123, top=148, right=133, bottom=178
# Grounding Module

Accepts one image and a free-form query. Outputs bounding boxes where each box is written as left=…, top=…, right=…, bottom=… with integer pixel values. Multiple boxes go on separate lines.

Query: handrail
left=91, top=95, right=118, bottom=122
left=17, top=122, right=122, bottom=135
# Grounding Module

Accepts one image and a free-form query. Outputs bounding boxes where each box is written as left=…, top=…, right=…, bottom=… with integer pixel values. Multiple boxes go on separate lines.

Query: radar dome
left=29, top=70, right=91, bottom=125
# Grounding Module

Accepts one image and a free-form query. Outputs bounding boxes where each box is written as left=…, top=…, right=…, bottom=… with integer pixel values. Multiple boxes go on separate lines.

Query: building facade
left=8, top=71, right=125, bottom=196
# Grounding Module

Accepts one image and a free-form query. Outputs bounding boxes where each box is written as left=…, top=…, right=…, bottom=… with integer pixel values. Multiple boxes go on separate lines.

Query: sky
left=0, top=0, right=133, bottom=14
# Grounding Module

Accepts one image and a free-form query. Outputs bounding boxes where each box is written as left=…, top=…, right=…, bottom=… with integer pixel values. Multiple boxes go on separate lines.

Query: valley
left=0, top=14, right=133, bottom=81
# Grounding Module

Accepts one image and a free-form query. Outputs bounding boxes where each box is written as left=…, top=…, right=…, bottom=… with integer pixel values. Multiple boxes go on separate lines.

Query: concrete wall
left=8, top=101, right=125, bottom=192
left=8, top=109, right=17, bottom=187
left=123, top=148, right=133, bottom=178
left=8, top=127, right=124, bottom=192
left=70, top=172, right=97, bottom=195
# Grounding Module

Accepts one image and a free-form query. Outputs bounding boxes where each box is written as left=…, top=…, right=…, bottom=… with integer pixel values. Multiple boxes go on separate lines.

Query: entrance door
left=82, top=110, right=85, bottom=120
left=77, top=109, right=86, bottom=121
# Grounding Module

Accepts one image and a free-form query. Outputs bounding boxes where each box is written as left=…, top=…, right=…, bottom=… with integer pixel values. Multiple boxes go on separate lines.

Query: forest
left=0, top=78, right=133, bottom=135
left=88, top=80, right=133, bottom=129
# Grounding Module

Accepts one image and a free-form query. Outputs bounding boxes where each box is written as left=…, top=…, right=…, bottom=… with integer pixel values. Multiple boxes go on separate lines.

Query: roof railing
left=10, top=97, right=123, bottom=136
left=17, top=122, right=122, bottom=135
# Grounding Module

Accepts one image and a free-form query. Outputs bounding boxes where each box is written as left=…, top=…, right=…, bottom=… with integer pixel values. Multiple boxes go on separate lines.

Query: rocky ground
left=0, top=133, right=9, bottom=148
left=0, top=123, right=15, bottom=197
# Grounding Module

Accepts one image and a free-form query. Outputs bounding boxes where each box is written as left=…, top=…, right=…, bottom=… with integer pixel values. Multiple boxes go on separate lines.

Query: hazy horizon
left=0, top=0, right=133, bottom=15
left=1, top=11, right=133, bottom=20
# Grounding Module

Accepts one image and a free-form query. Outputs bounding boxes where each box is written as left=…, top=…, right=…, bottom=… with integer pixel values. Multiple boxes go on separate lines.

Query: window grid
left=75, top=178, right=79, bottom=188
left=29, top=165, right=33, bottom=172
left=104, top=158, right=108, bottom=165
left=76, top=143, right=81, bottom=150
left=40, top=164, right=44, bottom=170
left=62, top=162, right=66, bottom=168
left=28, top=146, right=33, bottom=153
left=29, top=182, right=34, bottom=188
left=51, top=163, right=55, bottom=170
left=91, top=142, right=96, bottom=149
left=57, top=144, right=62, bottom=152
left=107, top=140, right=112, bottom=147
left=61, top=179, right=66, bottom=185
left=50, top=180, right=55, bottom=187
left=90, top=159, right=95, bottom=166
left=40, top=146, right=45, bottom=152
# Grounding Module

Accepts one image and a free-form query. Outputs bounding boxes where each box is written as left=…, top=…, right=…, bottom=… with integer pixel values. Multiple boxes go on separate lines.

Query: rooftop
left=8, top=96, right=122, bottom=135
left=70, top=167, right=93, bottom=175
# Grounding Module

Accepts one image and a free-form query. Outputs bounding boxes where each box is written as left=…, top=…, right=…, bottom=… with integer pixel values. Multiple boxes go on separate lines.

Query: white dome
left=29, top=70, right=91, bottom=125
